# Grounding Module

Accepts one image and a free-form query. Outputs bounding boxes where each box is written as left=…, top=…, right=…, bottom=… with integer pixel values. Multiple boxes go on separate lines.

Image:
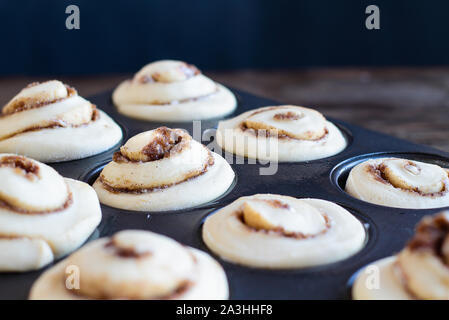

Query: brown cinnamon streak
left=367, top=163, right=448, bottom=197
left=238, top=210, right=331, bottom=239
left=240, top=122, right=328, bottom=141
left=0, top=104, right=100, bottom=142
left=0, top=191, right=73, bottom=215
left=104, top=239, right=151, bottom=259
left=101, top=151, right=215, bottom=194
left=0, top=155, right=39, bottom=179
left=142, top=127, right=183, bottom=161
left=407, top=213, right=449, bottom=264
left=2, top=86, right=77, bottom=116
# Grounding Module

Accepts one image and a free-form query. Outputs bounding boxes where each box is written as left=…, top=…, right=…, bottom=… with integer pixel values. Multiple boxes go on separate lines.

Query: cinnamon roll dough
left=0, top=154, right=101, bottom=272
left=202, top=194, right=365, bottom=268
left=345, top=158, right=449, bottom=209
left=113, top=60, right=237, bottom=121
left=0, top=80, right=122, bottom=163
left=216, top=105, right=347, bottom=162
left=29, top=230, right=229, bottom=300
left=353, top=212, right=449, bottom=300
left=93, top=127, right=235, bottom=211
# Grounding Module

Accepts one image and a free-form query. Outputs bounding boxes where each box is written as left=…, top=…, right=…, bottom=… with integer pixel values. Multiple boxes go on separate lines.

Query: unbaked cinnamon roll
left=345, top=158, right=449, bottom=209
left=0, top=154, right=101, bottom=272
left=93, top=127, right=235, bottom=211
left=216, top=105, right=347, bottom=162
left=202, top=194, right=365, bottom=268
left=112, top=60, right=237, bottom=121
left=353, top=211, right=449, bottom=300
left=29, top=230, right=228, bottom=300
left=0, top=80, right=122, bottom=163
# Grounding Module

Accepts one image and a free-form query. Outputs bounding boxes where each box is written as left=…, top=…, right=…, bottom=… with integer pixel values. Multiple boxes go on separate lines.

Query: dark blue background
left=0, top=0, right=448, bottom=75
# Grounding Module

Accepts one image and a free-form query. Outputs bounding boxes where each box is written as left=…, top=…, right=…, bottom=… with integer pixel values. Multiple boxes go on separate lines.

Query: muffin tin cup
left=1, top=88, right=449, bottom=299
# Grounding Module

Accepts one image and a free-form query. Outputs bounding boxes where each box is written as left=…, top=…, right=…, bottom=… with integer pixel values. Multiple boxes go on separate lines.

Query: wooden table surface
left=1, top=67, right=448, bottom=152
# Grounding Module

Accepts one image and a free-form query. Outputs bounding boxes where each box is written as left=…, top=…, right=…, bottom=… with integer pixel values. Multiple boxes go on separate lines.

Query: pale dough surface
left=93, top=152, right=235, bottom=212
left=202, top=194, right=366, bottom=268
left=345, top=158, right=449, bottom=209
left=0, top=178, right=101, bottom=272
left=29, top=231, right=228, bottom=300
left=216, top=107, right=347, bottom=162
left=0, top=110, right=122, bottom=163
left=114, top=83, right=237, bottom=122
left=352, top=256, right=413, bottom=300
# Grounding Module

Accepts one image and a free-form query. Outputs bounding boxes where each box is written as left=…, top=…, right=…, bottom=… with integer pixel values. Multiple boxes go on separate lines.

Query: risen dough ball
left=113, top=60, right=237, bottom=122
left=353, top=211, right=449, bottom=300
left=93, top=127, right=235, bottom=211
left=29, top=230, right=228, bottom=300
left=345, top=158, right=449, bottom=209
left=0, top=154, right=101, bottom=272
left=202, top=194, right=365, bottom=268
left=0, top=80, right=122, bottom=162
left=216, top=105, right=347, bottom=162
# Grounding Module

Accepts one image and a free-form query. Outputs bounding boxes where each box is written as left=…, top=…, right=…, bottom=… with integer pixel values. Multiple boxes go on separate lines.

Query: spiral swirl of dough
left=93, top=127, right=235, bottom=211
left=113, top=60, right=237, bottom=121
left=353, top=212, right=449, bottom=300
left=0, top=154, right=101, bottom=272
left=216, top=105, right=347, bottom=162
left=202, top=194, right=365, bottom=268
left=345, top=158, right=449, bottom=209
left=29, top=230, right=228, bottom=300
left=0, top=80, right=122, bottom=162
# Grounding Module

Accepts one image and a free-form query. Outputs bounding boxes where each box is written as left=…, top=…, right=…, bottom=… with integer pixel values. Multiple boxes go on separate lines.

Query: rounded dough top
left=112, top=60, right=237, bottom=122
left=93, top=127, right=235, bottom=211
left=345, top=157, right=449, bottom=209
left=0, top=154, right=68, bottom=212
left=0, top=154, right=101, bottom=272
left=29, top=230, right=229, bottom=300
left=353, top=211, right=449, bottom=300
left=0, top=80, right=123, bottom=162
left=202, top=194, right=365, bottom=268
left=216, top=105, right=347, bottom=162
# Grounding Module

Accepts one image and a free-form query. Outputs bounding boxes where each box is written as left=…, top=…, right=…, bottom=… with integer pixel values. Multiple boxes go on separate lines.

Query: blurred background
left=0, top=0, right=448, bottom=151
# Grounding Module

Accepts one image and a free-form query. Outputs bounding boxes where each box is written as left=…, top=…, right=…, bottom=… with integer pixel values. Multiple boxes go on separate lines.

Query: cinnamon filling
left=407, top=213, right=449, bottom=265
left=273, top=111, right=302, bottom=121
left=240, top=122, right=328, bottom=141
left=0, top=105, right=100, bottom=142
left=264, top=199, right=291, bottom=210
left=367, top=163, right=448, bottom=197
left=0, top=234, right=33, bottom=240
left=0, top=191, right=73, bottom=215
left=0, top=155, right=39, bottom=180
left=1, top=85, right=77, bottom=116
left=142, top=127, right=184, bottom=161
left=113, top=127, right=188, bottom=163
left=237, top=210, right=331, bottom=239
left=104, top=239, right=152, bottom=259
left=137, top=63, right=200, bottom=84
left=144, top=88, right=219, bottom=106
left=100, top=151, right=215, bottom=194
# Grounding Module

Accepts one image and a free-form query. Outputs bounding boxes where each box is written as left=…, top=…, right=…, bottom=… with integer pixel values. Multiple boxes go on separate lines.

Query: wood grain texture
left=0, top=68, right=448, bottom=152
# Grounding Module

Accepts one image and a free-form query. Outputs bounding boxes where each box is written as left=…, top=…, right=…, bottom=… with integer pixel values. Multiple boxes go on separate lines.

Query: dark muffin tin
left=1, top=88, right=449, bottom=300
